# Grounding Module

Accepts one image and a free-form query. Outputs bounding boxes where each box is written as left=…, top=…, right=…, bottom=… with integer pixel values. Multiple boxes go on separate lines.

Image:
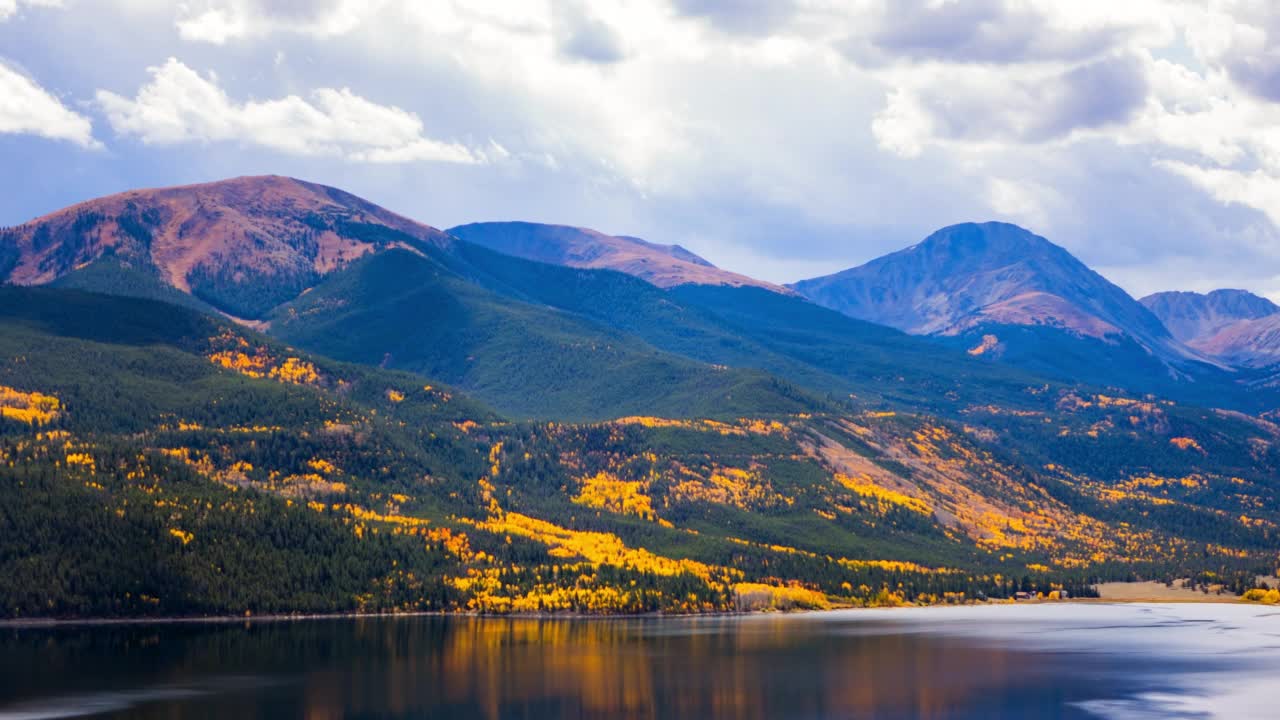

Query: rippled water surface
left=0, top=603, right=1275, bottom=719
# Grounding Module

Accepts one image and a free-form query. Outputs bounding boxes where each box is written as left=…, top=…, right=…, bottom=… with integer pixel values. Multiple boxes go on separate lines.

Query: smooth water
left=0, top=603, right=1275, bottom=719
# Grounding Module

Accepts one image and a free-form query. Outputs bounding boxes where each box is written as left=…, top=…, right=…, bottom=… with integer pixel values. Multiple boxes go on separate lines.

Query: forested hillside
left=1, top=288, right=1275, bottom=618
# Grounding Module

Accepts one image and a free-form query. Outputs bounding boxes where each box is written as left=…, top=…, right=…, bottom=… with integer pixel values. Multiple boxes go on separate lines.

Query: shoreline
left=0, top=595, right=1250, bottom=630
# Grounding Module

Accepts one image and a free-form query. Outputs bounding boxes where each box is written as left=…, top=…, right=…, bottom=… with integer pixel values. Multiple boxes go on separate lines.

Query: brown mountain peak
left=1, top=175, right=451, bottom=318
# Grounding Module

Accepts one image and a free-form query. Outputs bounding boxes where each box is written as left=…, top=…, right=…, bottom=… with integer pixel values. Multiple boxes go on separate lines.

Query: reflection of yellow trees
left=404, top=619, right=659, bottom=718
left=0, top=385, right=61, bottom=425
left=298, top=616, right=1057, bottom=720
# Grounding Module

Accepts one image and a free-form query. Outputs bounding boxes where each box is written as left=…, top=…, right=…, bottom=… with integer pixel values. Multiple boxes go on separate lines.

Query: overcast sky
left=3, top=0, right=1280, bottom=297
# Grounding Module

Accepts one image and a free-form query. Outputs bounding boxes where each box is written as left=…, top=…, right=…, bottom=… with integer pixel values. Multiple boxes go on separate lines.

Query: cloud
left=176, top=0, right=373, bottom=43
left=873, top=54, right=1148, bottom=155
left=986, top=177, right=1058, bottom=230
left=669, top=0, right=798, bottom=37
left=1183, top=2, right=1280, bottom=103
left=95, top=57, right=483, bottom=163
left=842, top=0, right=1154, bottom=67
left=555, top=2, right=626, bottom=64
left=0, top=0, right=60, bottom=23
left=1159, top=161, right=1280, bottom=228
left=8, top=0, right=1280, bottom=299
left=0, top=61, right=97, bottom=147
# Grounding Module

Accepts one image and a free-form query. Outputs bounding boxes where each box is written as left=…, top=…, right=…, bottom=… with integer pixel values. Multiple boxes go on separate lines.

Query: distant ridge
left=448, top=221, right=788, bottom=292
left=1141, top=289, right=1280, bottom=344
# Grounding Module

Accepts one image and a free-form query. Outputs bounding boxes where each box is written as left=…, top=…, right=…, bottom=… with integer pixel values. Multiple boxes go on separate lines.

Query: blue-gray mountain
left=1140, top=289, right=1280, bottom=368
left=786, top=222, right=1238, bottom=396
left=1140, top=289, right=1280, bottom=345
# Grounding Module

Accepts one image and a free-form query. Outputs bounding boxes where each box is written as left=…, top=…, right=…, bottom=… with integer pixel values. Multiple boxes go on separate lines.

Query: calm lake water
left=0, top=603, right=1274, bottom=719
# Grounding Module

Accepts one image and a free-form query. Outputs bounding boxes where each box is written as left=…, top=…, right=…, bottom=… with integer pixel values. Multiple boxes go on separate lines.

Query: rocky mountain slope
left=0, top=175, right=451, bottom=319
left=787, top=222, right=1223, bottom=389
left=1189, top=314, right=1280, bottom=367
left=1141, top=289, right=1279, bottom=344
left=790, top=223, right=1174, bottom=346
left=448, top=221, right=786, bottom=292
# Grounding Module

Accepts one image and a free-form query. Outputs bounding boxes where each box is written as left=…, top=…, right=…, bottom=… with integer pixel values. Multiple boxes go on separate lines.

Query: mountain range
left=787, top=222, right=1241, bottom=395
left=2, top=175, right=1279, bottom=618
left=1140, top=289, right=1280, bottom=368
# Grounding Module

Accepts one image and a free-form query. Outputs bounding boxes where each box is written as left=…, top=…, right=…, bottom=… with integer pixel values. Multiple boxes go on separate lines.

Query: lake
left=0, top=603, right=1274, bottom=719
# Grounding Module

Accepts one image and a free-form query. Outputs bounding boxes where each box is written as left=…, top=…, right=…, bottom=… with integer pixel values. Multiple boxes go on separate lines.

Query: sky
left=3, top=0, right=1280, bottom=298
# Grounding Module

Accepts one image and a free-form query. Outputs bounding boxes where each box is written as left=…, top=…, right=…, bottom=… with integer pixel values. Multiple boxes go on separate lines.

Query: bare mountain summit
left=448, top=221, right=787, bottom=292
left=789, top=222, right=1204, bottom=369
left=0, top=175, right=451, bottom=318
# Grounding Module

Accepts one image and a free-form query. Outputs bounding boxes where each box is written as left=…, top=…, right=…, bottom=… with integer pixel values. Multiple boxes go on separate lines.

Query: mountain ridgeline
left=1142, top=289, right=1280, bottom=368
left=787, top=222, right=1280, bottom=406
left=447, top=221, right=786, bottom=292
left=2, top=177, right=1279, bottom=618
left=1141, top=289, right=1280, bottom=344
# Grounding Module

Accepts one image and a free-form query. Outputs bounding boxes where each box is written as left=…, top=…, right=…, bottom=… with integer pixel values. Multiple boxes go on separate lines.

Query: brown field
left=1093, top=581, right=1237, bottom=602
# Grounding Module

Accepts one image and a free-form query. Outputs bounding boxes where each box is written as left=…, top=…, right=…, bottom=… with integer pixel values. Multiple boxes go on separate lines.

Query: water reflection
left=0, top=610, right=1234, bottom=719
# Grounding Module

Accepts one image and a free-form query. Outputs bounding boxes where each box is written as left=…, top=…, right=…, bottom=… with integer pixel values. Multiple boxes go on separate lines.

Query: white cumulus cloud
left=0, top=61, right=97, bottom=147
left=95, top=57, right=483, bottom=164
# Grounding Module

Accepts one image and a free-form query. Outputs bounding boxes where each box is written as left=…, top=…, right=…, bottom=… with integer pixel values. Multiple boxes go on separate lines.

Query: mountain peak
left=1141, top=288, right=1280, bottom=344
left=447, top=221, right=787, bottom=292
left=789, top=222, right=1204, bottom=372
left=903, top=222, right=1069, bottom=267
left=0, top=175, right=451, bottom=319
